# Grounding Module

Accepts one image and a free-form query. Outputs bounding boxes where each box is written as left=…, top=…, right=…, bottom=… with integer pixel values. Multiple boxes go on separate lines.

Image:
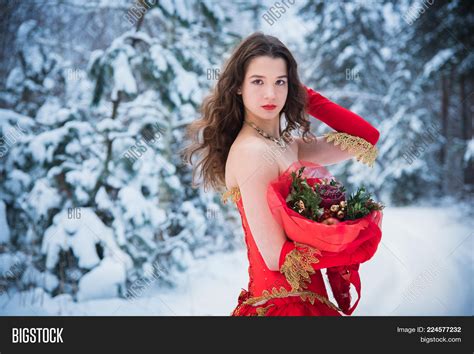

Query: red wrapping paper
left=267, top=160, right=383, bottom=254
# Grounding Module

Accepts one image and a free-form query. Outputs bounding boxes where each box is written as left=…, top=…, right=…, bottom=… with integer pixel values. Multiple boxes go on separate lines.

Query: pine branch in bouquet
left=345, top=186, right=385, bottom=220
left=286, top=166, right=384, bottom=223
left=285, top=167, right=324, bottom=221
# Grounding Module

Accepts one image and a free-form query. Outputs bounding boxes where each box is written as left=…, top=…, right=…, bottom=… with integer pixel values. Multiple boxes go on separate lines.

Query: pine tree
left=0, top=1, right=243, bottom=301
left=298, top=1, right=390, bottom=200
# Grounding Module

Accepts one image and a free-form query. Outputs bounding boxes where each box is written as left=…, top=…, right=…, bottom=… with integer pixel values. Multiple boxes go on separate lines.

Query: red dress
left=221, top=86, right=383, bottom=316
left=222, top=180, right=343, bottom=316
left=222, top=162, right=383, bottom=317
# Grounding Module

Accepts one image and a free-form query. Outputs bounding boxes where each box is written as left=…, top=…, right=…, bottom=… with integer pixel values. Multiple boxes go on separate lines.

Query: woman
left=182, top=32, right=381, bottom=316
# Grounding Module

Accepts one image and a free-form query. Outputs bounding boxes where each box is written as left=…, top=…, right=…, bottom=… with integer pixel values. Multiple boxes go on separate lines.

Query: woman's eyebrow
left=248, top=74, right=288, bottom=79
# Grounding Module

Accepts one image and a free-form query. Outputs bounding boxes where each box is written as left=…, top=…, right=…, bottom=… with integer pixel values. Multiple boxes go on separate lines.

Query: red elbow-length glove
left=276, top=87, right=382, bottom=314
left=298, top=86, right=382, bottom=312
left=304, top=85, right=380, bottom=166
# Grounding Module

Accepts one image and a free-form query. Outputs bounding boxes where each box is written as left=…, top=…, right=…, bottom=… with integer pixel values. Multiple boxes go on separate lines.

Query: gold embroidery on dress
left=221, top=186, right=241, bottom=204
left=323, top=131, right=378, bottom=167
left=256, top=303, right=275, bottom=316
left=243, top=287, right=291, bottom=305
left=242, top=286, right=341, bottom=312
left=279, top=242, right=322, bottom=292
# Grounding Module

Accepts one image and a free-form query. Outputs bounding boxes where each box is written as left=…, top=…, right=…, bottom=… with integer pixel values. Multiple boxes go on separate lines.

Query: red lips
left=261, top=105, right=277, bottom=110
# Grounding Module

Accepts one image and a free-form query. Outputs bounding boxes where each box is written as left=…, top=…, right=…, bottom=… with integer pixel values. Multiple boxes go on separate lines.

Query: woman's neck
left=243, top=111, right=281, bottom=138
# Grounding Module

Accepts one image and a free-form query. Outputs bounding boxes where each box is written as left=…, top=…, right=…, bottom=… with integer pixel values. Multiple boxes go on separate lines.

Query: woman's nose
left=264, top=85, right=276, bottom=99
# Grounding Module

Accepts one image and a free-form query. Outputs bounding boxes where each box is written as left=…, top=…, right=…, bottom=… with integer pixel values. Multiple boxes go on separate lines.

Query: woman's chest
left=225, top=137, right=300, bottom=188
left=266, top=138, right=299, bottom=174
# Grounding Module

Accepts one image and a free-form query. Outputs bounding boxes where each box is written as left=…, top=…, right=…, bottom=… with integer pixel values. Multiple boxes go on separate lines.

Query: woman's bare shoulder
left=233, top=134, right=269, bottom=152
left=225, top=136, right=270, bottom=189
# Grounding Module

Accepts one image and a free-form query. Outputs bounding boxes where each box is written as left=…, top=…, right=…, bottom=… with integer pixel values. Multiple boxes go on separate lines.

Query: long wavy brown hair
left=181, top=32, right=315, bottom=193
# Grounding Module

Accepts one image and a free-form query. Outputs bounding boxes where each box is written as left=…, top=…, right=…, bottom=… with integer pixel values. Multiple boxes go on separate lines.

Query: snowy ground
left=1, top=204, right=472, bottom=316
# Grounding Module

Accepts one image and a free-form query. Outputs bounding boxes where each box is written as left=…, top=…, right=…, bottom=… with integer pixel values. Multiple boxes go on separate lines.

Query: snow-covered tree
left=298, top=1, right=391, bottom=201
left=2, top=19, right=67, bottom=117
left=298, top=0, right=473, bottom=205
left=0, top=1, right=243, bottom=301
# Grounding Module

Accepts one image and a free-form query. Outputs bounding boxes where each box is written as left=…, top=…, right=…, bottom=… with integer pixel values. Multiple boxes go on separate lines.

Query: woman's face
left=239, top=56, right=288, bottom=121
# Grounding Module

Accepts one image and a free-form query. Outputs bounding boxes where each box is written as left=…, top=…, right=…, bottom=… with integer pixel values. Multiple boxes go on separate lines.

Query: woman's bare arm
left=296, top=135, right=354, bottom=166
left=234, top=141, right=287, bottom=271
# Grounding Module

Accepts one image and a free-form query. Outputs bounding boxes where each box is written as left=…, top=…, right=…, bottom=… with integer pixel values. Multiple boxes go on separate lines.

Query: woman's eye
left=250, top=79, right=286, bottom=86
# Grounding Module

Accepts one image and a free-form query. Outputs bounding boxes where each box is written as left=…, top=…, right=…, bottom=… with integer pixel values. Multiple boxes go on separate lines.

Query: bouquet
left=286, top=166, right=384, bottom=224
left=267, top=161, right=384, bottom=253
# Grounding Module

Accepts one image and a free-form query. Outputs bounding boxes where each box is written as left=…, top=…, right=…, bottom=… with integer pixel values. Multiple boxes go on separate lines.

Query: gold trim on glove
left=279, top=242, right=322, bottom=292
left=324, top=131, right=378, bottom=167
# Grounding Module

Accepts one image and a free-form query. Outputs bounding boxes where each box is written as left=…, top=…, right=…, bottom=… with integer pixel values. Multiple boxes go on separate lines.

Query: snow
left=464, top=138, right=474, bottom=163
left=169, top=246, right=194, bottom=272
left=127, top=31, right=153, bottom=46
left=95, top=187, right=113, bottom=210
left=380, top=47, right=392, bottom=61
left=111, top=50, right=137, bottom=101
left=160, top=52, right=200, bottom=102
left=36, top=99, right=71, bottom=125
left=26, top=179, right=62, bottom=221
left=28, top=127, right=69, bottom=164
left=1, top=204, right=472, bottom=315
left=336, top=45, right=355, bottom=67
left=180, top=201, right=206, bottom=239
left=0, top=109, right=34, bottom=133
left=5, top=67, right=24, bottom=90
left=0, top=252, right=25, bottom=276
left=77, top=257, right=126, bottom=301
left=0, top=201, right=11, bottom=244
left=15, top=20, right=37, bottom=46
left=24, top=45, right=45, bottom=77
left=96, top=118, right=122, bottom=132
left=87, top=49, right=104, bottom=73
left=423, top=49, right=454, bottom=78
left=3, top=169, right=31, bottom=196
left=150, top=44, right=168, bottom=72
left=118, top=185, right=167, bottom=228
left=64, top=139, right=82, bottom=155
left=41, top=208, right=133, bottom=271
left=165, top=175, right=181, bottom=190
left=382, top=2, right=400, bottom=32
left=174, top=0, right=190, bottom=21
left=159, top=0, right=174, bottom=15
left=159, top=0, right=193, bottom=20
left=202, top=0, right=225, bottom=22
left=21, top=265, right=59, bottom=293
